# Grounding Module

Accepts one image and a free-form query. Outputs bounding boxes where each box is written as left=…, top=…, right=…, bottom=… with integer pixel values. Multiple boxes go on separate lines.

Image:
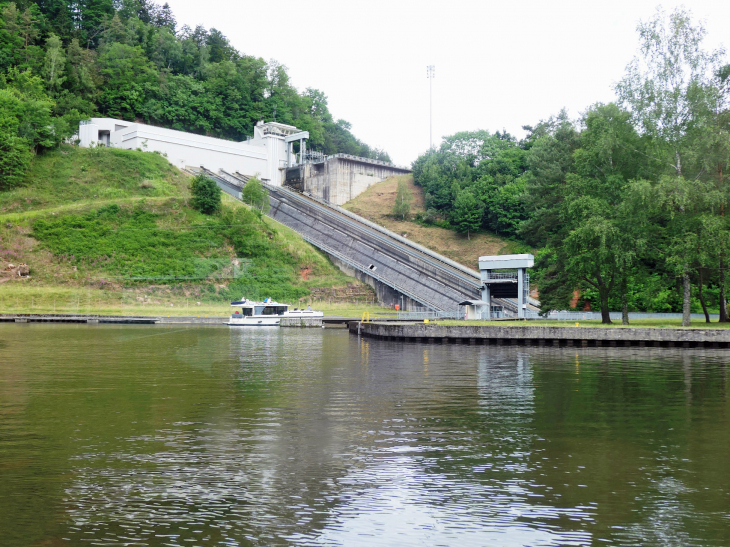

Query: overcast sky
left=163, top=0, right=729, bottom=166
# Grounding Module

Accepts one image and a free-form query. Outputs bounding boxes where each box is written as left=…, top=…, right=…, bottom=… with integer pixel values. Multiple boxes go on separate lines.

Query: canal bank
left=0, top=313, right=326, bottom=327
left=350, top=321, right=730, bottom=348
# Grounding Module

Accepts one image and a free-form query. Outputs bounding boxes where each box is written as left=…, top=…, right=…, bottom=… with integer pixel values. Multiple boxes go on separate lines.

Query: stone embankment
left=349, top=322, right=730, bottom=349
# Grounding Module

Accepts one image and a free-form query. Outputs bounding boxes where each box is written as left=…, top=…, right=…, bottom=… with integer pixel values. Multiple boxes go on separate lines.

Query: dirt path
left=0, top=196, right=173, bottom=223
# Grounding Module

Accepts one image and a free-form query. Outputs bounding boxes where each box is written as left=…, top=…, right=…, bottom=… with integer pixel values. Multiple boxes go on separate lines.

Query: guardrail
left=396, top=311, right=463, bottom=320
left=525, top=311, right=722, bottom=321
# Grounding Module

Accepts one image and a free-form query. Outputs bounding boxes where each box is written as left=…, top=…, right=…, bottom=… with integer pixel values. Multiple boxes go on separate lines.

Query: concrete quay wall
left=350, top=322, right=730, bottom=348
left=279, top=317, right=323, bottom=327
left=158, top=316, right=227, bottom=324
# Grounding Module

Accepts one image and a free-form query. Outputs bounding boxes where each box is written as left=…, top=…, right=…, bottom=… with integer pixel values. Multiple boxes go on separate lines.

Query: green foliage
left=33, top=204, right=230, bottom=279
left=30, top=201, right=329, bottom=302
left=451, top=188, right=483, bottom=240
left=412, top=129, right=528, bottom=237
left=0, top=0, right=389, bottom=175
left=240, top=176, right=269, bottom=213
left=190, top=174, right=221, bottom=215
left=409, top=8, right=730, bottom=320
left=0, top=129, right=31, bottom=189
left=0, top=145, right=189, bottom=214
left=392, top=179, right=412, bottom=220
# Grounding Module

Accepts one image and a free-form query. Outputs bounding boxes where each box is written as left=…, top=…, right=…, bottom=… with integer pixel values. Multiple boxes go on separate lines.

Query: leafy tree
left=0, top=0, right=389, bottom=167
left=533, top=104, right=642, bottom=323
left=0, top=129, right=31, bottom=189
left=66, top=38, right=99, bottom=97
left=43, top=33, right=65, bottom=93
left=412, top=129, right=528, bottom=232
left=241, top=176, right=269, bottom=213
left=616, top=7, right=726, bottom=325
left=519, top=111, right=580, bottom=247
left=190, top=174, right=221, bottom=215
left=451, top=188, right=483, bottom=240
left=0, top=68, right=60, bottom=151
left=392, top=178, right=412, bottom=220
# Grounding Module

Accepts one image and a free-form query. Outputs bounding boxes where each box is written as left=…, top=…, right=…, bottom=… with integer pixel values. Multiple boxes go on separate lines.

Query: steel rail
left=204, top=168, right=481, bottom=310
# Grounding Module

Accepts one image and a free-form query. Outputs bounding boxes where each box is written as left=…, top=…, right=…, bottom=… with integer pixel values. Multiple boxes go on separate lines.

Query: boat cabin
left=231, top=299, right=288, bottom=317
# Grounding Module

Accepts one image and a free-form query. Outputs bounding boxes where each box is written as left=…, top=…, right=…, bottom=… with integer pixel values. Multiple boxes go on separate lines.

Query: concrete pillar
left=518, top=267, right=525, bottom=319
left=481, top=281, right=491, bottom=320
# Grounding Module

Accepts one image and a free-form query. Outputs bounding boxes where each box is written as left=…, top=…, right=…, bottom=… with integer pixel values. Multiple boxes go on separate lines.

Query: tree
left=0, top=68, right=60, bottom=152
left=694, top=65, right=730, bottom=321
left=452, top=188, right=483, bottom=240
left=241, top=176, right=269, bottom=213
left=616, top=7, right=726, bottom=326
left=526, top=104, right=646, bottom=323
left=0, top=130, right=31, bottom=190
left=43, top=34, right=66, bottom=93
left=392, top=178, right=412, bottom=220
left=519, top=111, right=580, bottom=247
left=190, top=174, right=221, bottom=215
left=0, top=0, right=390, bottom=185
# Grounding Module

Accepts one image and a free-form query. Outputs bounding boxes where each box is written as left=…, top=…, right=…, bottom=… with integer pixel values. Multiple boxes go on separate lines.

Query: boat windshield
left=253, top=305, right=287, bottom=316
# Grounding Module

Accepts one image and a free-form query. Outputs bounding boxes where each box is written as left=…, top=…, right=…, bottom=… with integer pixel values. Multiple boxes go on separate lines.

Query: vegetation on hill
left=0, top=0, right=390, bottom=189
left=0, top=144, right=189, bottom=216
left=411, top=8, right=730, bottom=324
left=0, top=145, right=372, bottom=314
left=343, top=174, right=520, bottom=270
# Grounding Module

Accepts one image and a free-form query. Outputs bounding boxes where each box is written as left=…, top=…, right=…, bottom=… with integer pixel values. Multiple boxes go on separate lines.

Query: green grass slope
left=0, top=146, right=375, bottom=316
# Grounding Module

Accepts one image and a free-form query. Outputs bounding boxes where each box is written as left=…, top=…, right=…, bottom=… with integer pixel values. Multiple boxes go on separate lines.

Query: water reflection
left=0, top=325, right=728, bottom=546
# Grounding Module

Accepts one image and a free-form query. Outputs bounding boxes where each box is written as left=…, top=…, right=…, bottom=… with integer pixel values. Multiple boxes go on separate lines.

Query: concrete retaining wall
left=298, top=157, right=411, bottom=205
left=350, top=322, right=730, bottom=348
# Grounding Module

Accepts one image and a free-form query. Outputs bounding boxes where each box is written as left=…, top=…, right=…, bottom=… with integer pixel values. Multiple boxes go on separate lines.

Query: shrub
left=392, top=179, right=412, bottom=220
left=190, top=174, right=221, bottom=215
left=241, top=176, right=269, bottom=213
left=0, top=131, right=32, bottom=190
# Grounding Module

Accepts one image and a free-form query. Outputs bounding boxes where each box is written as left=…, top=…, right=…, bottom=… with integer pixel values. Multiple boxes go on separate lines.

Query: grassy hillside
left=0, top=146, right=377, bottom=316
left=342, top=175, right=523, bottom=270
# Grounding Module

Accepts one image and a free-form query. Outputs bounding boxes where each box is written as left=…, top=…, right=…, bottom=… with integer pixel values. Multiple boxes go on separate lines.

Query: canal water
left=0, top=324, right=728, bottom=547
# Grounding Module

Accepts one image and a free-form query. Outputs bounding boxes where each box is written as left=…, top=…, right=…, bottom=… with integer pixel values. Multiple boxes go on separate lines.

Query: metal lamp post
left=427, top=65, right=435, bottom=149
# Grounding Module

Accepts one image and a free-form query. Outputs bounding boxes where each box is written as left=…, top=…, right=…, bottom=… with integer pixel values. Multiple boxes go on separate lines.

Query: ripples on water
left=0, top=324, right=728, bottom=546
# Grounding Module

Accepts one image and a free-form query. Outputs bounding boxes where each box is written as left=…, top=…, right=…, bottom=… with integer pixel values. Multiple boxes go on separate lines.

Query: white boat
left=227, top=298, right=324, bottom=326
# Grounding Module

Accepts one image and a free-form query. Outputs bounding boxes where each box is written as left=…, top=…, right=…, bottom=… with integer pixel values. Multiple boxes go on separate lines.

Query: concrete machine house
left=78, top=118, right=410, bottom=203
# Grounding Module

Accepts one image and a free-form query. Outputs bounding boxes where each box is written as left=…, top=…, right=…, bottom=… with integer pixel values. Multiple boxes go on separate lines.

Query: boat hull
left=227, top=317, right=281, bottom=326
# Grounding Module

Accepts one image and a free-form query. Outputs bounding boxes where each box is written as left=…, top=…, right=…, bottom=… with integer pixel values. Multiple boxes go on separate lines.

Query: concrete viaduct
left=201, top=168, right=518, bottom=313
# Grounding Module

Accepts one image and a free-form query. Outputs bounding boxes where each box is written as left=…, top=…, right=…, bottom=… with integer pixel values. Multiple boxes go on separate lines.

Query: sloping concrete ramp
left=203, top=168, right=485, bottom=310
